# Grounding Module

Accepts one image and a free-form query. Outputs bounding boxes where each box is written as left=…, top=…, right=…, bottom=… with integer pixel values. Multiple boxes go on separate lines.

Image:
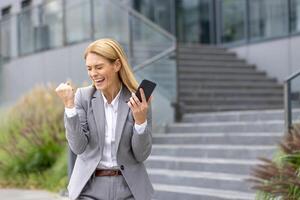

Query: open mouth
left=94, top=78, right=105, bottom=85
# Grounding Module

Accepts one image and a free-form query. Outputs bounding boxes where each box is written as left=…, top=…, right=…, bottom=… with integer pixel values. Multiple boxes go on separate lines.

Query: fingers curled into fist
left=55, top=81, right=75, bottom=108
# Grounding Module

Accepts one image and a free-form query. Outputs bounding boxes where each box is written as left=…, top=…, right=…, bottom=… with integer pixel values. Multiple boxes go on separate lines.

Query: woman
left=55, top=38, right=153, bottom=200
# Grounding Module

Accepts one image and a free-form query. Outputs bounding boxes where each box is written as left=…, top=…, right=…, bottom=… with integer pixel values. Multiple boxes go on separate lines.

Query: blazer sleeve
left=131, top=104, right=152, bottom=162
left=64, top=88, right=89, bottom=155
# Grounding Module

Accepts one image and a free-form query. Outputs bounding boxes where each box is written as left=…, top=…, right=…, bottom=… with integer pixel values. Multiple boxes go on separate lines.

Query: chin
left=94, top=83, right=107, bottom=91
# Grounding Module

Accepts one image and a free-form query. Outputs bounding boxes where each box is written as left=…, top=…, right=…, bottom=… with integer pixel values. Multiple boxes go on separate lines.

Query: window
left=1, top=6, right=11, bottom=17
left=249, top=0, right=289, bottom=40
left=21, top=0, right=32, bottom=9
left=65, top=0, right=91, bottom=44
left=176, top=0, right=214, bottom=44
left=0, top=6, right=12, bottom=59
left=221, top=0, right=247, bottom=43
left=39, top=0, right=64, bottom=49
left=291, top=0, right=300, bottom=33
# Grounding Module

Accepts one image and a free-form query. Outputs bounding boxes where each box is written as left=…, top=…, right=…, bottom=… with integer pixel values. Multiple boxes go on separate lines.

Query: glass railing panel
left=290, top=77, right=300, bottom=124
left=134, top=52, right=177, bottom=131
left=128, top=15, right=174, bottom=68
left=135, top=53, right=177, bottom=102
left=92, top=0, right=175, bottom=68
left=92, top=0, right=176, bottom=95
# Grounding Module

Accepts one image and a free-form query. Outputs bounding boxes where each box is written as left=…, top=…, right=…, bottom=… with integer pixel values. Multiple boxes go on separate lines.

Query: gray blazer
left=64, top=85, right=154, bottom=200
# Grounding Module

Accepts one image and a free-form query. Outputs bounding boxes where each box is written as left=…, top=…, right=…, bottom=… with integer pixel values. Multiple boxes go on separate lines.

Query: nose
left=90, top=68, right=97, bottom=77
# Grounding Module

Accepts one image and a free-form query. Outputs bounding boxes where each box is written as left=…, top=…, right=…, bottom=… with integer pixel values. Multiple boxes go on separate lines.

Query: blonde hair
left=84, top=38, right=138, bottom=93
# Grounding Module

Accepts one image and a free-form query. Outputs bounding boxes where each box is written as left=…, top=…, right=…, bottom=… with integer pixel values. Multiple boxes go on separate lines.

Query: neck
left=102, top=81, right=122, bottom=104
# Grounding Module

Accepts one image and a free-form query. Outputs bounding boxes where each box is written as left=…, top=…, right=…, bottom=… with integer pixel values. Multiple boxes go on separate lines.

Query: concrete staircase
left=177, top=44, right=284, bottom=113
left=145, top=110, right=296, bottom=200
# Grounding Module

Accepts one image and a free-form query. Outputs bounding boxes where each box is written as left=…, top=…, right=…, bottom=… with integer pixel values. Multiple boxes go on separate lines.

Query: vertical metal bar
left=288, top=0, right=292, bottom=34
left=215, top=0, right=222, bottom=45
left=169, top=0, right=176, bottom=36
left=246, top=0, right=250, bottom=43
left=17, top=13, right=21, bottom=56
left=90, top=0, right=95, bottom=40
left=174, top=41, right=180, bottom=122
left=284, top=81, right=292, bottom=133
left=62, top=0, right=67, bottom=46
left=210, top=0, right=216, bottom=44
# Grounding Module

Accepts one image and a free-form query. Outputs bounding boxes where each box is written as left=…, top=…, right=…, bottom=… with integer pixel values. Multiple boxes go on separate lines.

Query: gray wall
left=1, top=41, right=91, bottom=106
left=229, top=36, right=300, bottom=83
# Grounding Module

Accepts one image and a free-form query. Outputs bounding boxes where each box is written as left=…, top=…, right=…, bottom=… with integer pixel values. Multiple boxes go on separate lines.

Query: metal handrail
left=284, top=69, right=300, bottom=132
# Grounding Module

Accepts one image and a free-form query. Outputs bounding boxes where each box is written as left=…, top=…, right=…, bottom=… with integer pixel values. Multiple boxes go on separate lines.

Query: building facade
left=1, top=0, right=300, bottom=113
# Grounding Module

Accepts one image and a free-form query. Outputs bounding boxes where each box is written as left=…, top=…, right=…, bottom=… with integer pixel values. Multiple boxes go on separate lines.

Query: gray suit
left=64, top=85, right=154, bottom=200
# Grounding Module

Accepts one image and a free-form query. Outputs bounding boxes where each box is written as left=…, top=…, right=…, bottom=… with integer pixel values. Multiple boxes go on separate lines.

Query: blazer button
left=120, top=165, right=124, bottom=170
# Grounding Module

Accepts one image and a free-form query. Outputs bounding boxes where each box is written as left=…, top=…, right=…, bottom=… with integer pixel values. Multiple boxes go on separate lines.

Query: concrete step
left=179, top=80, right=281, bottom=89
left=178, top=60, right=251, bottom=67
left=151, top=144, right=276, bottom=159
left=149, top=169, right=252, bottom=193
left=166, top=120, right=284, bottom=133
left=183, top=104, right=283, bottom=113
left=146, top=156, right=258, bottom=175
left=178, top=44, right=227, bottom=50
left=152, top=133, right=282, bottom=145
left=152, top=184, right=255, bottom=200
left=178, top=47, right=234, bottom=55
left=179, top=73, right=277, bottom=82
left=182, top=109, right=300, bottom=123
left=178, top=66, right=258, bottom=74
left=178, top=69, right=266, bottom=77
left=177, top=54, right=238, bottom=61
left=179, top=88, right=283, bottom=97
left=180, top=97, right=283, bottom=106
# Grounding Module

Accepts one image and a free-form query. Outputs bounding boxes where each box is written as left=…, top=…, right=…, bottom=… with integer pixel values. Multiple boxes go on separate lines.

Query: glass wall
left=133, top=0, right=174, bottom=35
left=221, top=0, right=246, bottom=43
left=176, top=0, right=213, bottom=44
left=0, top=16, right=12, bottom=60
left=93, top=0, right=129, bottom=44
left=291, top=0, right=300, bottom=33
left=39, top=0, right=64, bottom=49
left=18, top=7, right=35, bottom=55
left=249, top=0, right=289, bottom=41
left=4, top=0, right=300, bottom=59
left=64, top=0, right=91, bottom=44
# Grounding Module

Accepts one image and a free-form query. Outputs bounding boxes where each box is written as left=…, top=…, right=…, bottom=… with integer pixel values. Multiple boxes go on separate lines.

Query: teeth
left=95, top=78, right=104, bottom=82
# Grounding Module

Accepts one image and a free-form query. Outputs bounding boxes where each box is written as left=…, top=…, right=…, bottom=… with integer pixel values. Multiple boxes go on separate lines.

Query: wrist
left=135, top=119, right=146, bottom=125
left=64, top=100, right=75, bottom=108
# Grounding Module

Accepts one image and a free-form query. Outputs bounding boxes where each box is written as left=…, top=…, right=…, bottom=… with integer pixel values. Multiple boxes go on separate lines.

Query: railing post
left=284, top=81, right=292, bottom=133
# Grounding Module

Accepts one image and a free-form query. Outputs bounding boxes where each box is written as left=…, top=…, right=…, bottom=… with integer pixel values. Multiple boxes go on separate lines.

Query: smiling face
left=85, top=52, right=121, bottom=95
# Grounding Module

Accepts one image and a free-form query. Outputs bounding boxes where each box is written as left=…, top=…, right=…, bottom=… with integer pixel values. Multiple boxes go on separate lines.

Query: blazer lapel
left=91, top=89, right=105, bottom=151
left=115, top=87, right=130, bottom=153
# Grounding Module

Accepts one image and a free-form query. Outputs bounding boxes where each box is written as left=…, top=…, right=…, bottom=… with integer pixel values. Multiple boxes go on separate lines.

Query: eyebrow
left=86, top=63, right=104, bottom=68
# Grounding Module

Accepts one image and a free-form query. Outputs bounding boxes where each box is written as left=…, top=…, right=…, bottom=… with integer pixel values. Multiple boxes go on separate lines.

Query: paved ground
left=0, top=189, right=68, bottom=200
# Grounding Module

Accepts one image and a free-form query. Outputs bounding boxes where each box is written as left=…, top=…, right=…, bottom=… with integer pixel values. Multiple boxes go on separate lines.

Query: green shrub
left=250, top=124, right=300, bottom=200
left=0, top=84, right=67, bottom=191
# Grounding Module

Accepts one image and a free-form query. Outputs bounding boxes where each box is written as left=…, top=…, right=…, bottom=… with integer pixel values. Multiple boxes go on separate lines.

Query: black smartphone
left=135, top=79, right=156, bottom=102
